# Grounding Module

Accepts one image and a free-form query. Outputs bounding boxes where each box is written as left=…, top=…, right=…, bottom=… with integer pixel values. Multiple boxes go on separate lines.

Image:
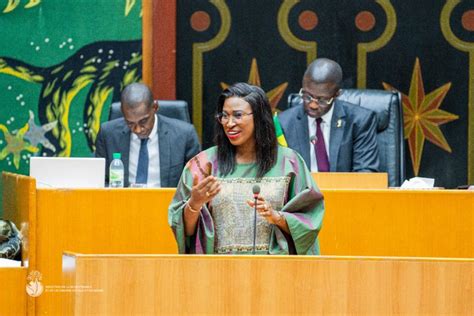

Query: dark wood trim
left=152, top=0, right=177, bottom=99
left=142, top=0, right=153, bottom=88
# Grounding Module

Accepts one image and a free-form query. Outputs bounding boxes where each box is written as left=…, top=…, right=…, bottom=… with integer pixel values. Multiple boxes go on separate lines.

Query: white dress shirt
left=128, top=114, right=161, bottom=186
left=308, top=105, right=334, bottom=172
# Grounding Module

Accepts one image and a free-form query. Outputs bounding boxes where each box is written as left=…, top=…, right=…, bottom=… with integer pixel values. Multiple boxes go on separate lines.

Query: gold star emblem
left=0, top=123, right=39, bottom=169
left=383, top=58, right=458, bottom=175
left=220, top=58, right=288, bottom=112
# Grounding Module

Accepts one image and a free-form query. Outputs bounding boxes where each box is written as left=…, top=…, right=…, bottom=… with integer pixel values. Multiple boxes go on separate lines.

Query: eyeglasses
left=215, top=111, right=253, bottom=124
left=299, top=88, right=334, bottom=107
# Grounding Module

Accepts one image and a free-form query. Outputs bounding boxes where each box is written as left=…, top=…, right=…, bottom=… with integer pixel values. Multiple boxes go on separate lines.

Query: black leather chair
left=287, top=89, right=405, bottom=187
left=108, top=100, right=191, bottom=123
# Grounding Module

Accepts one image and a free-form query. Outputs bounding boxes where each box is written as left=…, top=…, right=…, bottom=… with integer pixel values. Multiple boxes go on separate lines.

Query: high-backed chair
left=108, top=100, right=191, bottom=123
left=287, top=89, right=405, bottom=187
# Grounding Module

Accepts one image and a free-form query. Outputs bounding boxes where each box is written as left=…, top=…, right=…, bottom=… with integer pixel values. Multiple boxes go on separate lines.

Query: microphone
left=252, top=185, right=260, bottom=198
left=252, top=185, right=260, bottom=255
left=310, top=135, right=318, bottom=145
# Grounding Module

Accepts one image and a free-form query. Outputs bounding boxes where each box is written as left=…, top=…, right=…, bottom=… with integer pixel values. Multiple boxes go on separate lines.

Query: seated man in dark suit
left=278, top=58, right=379, bottom=172
left=95, top=83, right=200, bottom=187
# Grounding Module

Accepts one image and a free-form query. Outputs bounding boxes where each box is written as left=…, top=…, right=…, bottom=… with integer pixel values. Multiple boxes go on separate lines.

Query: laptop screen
left=29, top=157, right=105, bottom=188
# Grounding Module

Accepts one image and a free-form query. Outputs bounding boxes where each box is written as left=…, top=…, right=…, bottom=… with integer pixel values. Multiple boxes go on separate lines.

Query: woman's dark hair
left=214, top=82, right=277, bottom=178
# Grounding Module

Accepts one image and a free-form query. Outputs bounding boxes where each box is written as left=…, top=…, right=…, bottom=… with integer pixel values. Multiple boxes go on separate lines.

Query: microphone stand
left=253, top=194, right=257, bottom=255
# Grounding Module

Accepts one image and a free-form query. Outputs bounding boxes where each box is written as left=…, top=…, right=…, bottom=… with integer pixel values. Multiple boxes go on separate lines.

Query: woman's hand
left=247, top=196, right=284, bottom=225
left=188, top=173, right=221, bottom=211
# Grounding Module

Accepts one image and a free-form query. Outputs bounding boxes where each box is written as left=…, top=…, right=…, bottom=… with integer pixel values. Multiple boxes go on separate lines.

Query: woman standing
left=169, top=83, right=324, bottom=254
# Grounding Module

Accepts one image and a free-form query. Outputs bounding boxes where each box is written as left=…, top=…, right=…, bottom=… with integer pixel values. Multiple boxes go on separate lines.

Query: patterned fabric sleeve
left=269, top=147, right=325, bottom=255
left=168, top=151, right=216, bottom=254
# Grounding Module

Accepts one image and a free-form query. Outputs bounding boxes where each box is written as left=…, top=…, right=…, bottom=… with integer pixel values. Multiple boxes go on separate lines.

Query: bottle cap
left=113, top=152, right=121, bottom=159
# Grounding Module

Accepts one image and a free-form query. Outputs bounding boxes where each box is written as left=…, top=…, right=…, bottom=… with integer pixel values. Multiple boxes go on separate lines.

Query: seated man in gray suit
left=278, top=58, right=379, bottom=172
left=95, top=83, right=200, bottom=187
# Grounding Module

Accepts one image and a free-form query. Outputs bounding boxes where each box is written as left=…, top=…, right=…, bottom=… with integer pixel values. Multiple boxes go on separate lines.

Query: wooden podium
left=63, top=253, right=473, bottom=315
left=0, top=267, right=27, bottom=316
left=312, top=172, right=388, bottom=189
left=2, top=171, right=473, bottom=315
left=2, top=172, right=177, bottom=316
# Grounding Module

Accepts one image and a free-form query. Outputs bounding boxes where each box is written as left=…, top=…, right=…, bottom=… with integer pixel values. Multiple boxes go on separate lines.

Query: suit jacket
left=278, top=100, right=380, bottom=172
left=95, top=114, right=200, bottom=187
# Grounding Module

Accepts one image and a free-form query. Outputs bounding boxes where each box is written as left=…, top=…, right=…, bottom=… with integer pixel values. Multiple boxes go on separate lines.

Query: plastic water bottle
left=109, top=152, right=124, bottom=188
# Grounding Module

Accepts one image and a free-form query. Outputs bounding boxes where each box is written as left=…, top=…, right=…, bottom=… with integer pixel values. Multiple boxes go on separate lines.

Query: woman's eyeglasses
left=215, top=111, right=253, bottom=124
left=299, top=88, right=334, bottom=107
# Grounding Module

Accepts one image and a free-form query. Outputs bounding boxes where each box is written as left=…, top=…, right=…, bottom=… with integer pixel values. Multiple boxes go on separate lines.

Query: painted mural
left=0, top=0, right=143, bottom=214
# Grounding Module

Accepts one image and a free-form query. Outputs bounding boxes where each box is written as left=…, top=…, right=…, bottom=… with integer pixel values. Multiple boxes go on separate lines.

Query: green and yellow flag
left=273, top=113, right=288, bottom=147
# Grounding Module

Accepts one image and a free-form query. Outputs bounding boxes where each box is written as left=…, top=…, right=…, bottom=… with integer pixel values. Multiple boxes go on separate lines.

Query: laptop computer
left=29, top=157, right=106, bottom=188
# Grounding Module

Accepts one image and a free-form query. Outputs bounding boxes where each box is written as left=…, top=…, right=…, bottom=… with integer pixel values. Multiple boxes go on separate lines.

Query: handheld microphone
left=310, top=135, right=318, bottom=145
left=252, top=185, right=260, bottom=255
left=252, top=185, right=260, bottom=198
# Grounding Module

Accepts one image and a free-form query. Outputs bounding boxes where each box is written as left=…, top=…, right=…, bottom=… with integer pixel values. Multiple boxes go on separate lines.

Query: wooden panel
left=142, top=0, right=153, bottom=87
left=2, top=173, right=37, bottom=266
left=0, top=267, right=27, bottom=316
left=17, top=176, right=37, bottom=271
left=143, top=0, right=178, bottom=98
left=151, top=0, right=176, bottom=99
left=312, top=172, right=388, bottom=189
left=2, top=172, right=18, bottom=223
left=34, top=188, right=177, bottom=315
left=320, top=189, right=474, bottom=257
left=2, top=172, right=37, bottom=316
left=3, top=171, right=472, bottom=315
left=64, top=254, right=473, bottom=315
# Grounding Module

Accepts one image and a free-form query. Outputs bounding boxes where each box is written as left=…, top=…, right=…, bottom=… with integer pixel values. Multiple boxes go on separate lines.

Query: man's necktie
left=136, top=138, right=149, bottom=184
left=315, top=118, right=330, bottom=172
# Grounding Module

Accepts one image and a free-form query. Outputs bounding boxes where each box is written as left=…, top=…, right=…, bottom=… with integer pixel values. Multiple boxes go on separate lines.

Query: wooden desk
left=0, top=267, right=27, bottom=316
left=63, top=253, right=473, bottom=315
left=312, top=172, right=388, bottom=189
left=3, top=172, right=178, bottom=316
left=2, top=172, right=473, bottom=315
left=320, top=189, right=473, bottom=258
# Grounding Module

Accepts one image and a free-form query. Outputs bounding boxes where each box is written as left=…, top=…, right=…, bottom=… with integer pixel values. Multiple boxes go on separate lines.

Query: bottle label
left=110, top=171, right=123, bottom=182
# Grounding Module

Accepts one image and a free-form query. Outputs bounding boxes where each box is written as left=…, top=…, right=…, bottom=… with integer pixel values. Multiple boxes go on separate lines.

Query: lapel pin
left=336, top=119, right=342, bottom=128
